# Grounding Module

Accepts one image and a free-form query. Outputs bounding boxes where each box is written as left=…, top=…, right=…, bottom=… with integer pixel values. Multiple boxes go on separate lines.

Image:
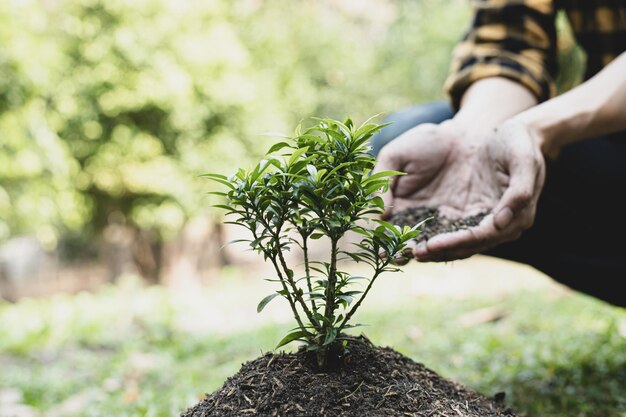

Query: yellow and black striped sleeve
left=444, top=0, right=558, bottom=110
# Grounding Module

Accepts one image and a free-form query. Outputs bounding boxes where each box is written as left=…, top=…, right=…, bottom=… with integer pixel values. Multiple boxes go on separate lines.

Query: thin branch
left=276, top=246, right=321, bottom=331
left=301, top=233, right=317, bottom=313
left=338, top=248, right=388, bottom=332
left=268, top=256, right=307, bottom=331
left=251, top=227, right=306, bottom=331
left=323, top=238, right=339, bottom=332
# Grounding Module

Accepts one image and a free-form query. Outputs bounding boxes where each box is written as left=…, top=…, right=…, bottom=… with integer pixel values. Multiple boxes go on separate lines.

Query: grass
left=1, top=258, right=625, bottom=417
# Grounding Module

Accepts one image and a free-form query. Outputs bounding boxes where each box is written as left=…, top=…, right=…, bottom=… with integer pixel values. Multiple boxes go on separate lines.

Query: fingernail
left=495, top=208, right=513, bottom=229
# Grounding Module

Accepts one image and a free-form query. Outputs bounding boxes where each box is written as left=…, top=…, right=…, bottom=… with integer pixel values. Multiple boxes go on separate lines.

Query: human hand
left=374, top=118, right=545, bottom=262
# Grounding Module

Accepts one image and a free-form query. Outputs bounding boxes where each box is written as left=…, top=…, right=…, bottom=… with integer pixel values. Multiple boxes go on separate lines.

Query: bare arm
left=413, top=53, right=626, bottom=261
left=517, top=51, right=626, bottom=154
left=454, top=77, right=538, bottom=135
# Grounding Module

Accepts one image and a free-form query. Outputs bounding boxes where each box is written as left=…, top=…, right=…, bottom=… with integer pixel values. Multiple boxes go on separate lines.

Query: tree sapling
left=204, top=116, right=424, bottom=368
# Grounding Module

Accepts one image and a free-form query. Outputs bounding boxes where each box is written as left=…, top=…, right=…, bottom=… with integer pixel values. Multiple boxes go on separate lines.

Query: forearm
left=455, top=77, right=538, bottom=135
left=516, top=52, right=626, bottom=154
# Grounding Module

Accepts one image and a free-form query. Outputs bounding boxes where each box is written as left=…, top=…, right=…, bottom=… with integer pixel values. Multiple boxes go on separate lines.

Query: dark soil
left=181, top=336, right=519, bottom=417
left=389, top=207, right=489, bottom=243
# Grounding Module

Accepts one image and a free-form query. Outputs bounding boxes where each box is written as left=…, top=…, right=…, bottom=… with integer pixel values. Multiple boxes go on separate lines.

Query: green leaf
left=359, top=112, right=386, bottom=127
left=323, top=327, right=337, bottom=346
left=327, top=161, right=355, bottom=177
left=316, top=169, right=327, bottom=182
left=267, top=141, right=292, bottom=154
left=201, top=176, right=236, bottom=189
left=364, top=170, right=405, bottom=183
left=288, top=146, right=309, bottom=166
left=257, top=293, right=280, bottom=313
left=338, top=294, right=354, bottom=304
left=354, top=123, right=384, bottom=140
left=199, top=173, right=228, bottom=180
left=347, top=275, right=368, bottom=282
left=275, top=330, right=311, bottom=349
left=226, top=238, right=250, bottom=245
left=374, top=219, right=402, bottom=237
left=212, top=204, right=234, bottom=211
left=341, top=323, right=367, bottom=330
left=370, top=196, right=385, bottom=210
left=250, top=159, right=272, bottom=183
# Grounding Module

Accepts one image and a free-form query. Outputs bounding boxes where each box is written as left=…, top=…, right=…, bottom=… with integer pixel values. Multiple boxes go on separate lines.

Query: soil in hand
left=181, top=336, right=518, bottom=417
left=389, top=207, right=489, bottom=243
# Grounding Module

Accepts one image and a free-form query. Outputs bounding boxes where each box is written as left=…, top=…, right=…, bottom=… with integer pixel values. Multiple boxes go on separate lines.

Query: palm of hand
left=375, top=118, right=545, bottom=262
left=380, top=121, right=503, bottom=220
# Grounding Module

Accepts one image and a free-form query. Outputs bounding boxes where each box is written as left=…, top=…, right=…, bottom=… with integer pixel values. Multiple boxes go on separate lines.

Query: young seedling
left=204, top=116, right=424, bottom=368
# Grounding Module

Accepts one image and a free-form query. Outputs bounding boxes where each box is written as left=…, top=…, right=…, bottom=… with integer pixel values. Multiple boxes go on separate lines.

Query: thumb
left=493, top=157, right=541, bottom=230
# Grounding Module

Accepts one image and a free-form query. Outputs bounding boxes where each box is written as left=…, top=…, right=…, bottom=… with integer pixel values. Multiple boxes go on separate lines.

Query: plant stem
left=323, top=238, right=339, bottom=331
left=301, top=235, right=317, bottom=313
left=276, top=248, right=321, bottom=331
left=250, top=226, right=306, bottom=331
left=338, top=267, right=383, bottom=333
left=269, top=256, right=307, bottom=331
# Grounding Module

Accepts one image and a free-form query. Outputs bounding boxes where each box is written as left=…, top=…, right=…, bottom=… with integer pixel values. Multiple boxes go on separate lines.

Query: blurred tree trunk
left=132, top=229, right=162, bottom=285
left=101, top=223, right=137, bottom=282
left=101, top=215, right=229, bottom=286
left=0, top=263, right=17, bottom=302
left=160, top=216, right=229, bottom=288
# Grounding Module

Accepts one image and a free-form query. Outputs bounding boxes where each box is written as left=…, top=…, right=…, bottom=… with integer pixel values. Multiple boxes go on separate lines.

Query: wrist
left=449, top=115, right=495, bottom=141
left=512, top=111, right=553, bottom=156
left=513, top=96, right=596, bottom=157
left=454, top=77, right=538, bottom=129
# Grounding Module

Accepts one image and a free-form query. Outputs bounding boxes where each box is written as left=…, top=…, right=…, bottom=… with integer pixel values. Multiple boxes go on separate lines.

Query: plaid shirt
left=445, top=0, right=626, bottom=110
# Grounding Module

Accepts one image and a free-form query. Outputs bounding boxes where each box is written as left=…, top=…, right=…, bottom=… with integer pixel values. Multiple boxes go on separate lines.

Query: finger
left=417, top=250, right=474, bottom=263
left=414, top=228, right=485, bottom=261
left=493, top=157, right=541, bottom=230
left=391, top=255, right=411, bottom=266
left=413, top=214, right=522, bottom=261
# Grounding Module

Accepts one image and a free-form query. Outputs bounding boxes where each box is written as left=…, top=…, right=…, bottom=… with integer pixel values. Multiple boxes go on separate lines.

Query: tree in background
left=1, top=0, right=579, bottom=285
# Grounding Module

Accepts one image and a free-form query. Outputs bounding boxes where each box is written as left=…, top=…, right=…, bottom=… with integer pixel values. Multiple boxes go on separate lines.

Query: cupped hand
left=374, top=118, right=545, bottom=262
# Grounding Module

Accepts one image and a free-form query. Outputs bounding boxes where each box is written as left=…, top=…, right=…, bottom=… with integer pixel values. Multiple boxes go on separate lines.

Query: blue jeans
left=371, top=101, right=626, bottom=308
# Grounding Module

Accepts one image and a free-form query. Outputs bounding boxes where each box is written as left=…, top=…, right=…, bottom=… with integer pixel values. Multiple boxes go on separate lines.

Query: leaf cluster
left=205, top=116, right=422, bottom=367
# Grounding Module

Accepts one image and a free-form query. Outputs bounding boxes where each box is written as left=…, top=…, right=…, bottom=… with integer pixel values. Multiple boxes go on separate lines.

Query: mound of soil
left=182, top=336, right=518, bottom=417
left=389, top=208, right=489, bottom=243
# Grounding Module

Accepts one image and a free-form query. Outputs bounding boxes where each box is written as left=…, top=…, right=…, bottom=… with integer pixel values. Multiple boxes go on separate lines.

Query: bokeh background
left=0, top=0, right=588, bottom=294
left=1, top=1, right=623, bottom=417
left=0, top=0, right=471, bottom=294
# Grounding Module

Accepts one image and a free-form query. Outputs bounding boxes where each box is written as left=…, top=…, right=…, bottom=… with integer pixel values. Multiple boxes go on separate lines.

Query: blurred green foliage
left=0, top=273, right=624, bottom=416
left=0, top=0, right=470, bottom=249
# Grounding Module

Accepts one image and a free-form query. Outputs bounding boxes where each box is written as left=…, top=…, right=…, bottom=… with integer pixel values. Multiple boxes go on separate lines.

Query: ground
left=182, top=335, right=519, bottom=417
left=1, top=256, right=625, bottom=417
